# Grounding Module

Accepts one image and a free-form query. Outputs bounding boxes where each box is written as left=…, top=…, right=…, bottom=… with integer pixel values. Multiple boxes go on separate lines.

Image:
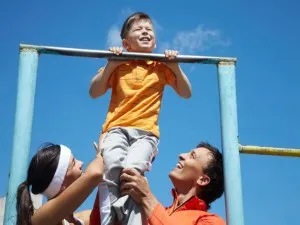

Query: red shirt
left=90, top=189, right=225, bottom=225
left=148, top=189, right=226, bottom=225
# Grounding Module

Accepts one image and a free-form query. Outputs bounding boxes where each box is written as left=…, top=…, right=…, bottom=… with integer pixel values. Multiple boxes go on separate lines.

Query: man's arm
left=119, top=169, right=180, bottom=225
left=120, top=168, right=175, bottom=225
left=164, top=50, right=192, bottom=99
left=120, top=169, right=225, bottom=225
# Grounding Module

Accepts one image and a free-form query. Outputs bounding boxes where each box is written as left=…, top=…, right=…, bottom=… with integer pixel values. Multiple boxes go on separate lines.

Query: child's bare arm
left=89, top=47, right=124, bottom=98
left=164, top=50, right=192, bottom=99
left=89, top=62, right=118, bottom=98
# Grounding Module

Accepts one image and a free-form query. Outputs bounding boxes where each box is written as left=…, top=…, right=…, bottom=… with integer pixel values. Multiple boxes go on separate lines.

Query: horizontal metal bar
left=20, top=44, right=236, bottom=64
left=239, top=145, right=300, bottom=157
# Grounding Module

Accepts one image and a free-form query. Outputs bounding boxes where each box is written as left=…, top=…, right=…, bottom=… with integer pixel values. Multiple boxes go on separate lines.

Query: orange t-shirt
left=100, top=60, right=177, bottom=137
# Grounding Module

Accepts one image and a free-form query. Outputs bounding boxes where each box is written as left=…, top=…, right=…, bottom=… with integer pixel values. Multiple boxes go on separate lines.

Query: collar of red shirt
left=170, top=188, right=208, bottom=212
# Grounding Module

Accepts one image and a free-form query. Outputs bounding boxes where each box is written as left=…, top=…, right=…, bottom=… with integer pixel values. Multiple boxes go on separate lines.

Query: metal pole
left=4, top=48, right=39, bottom=225
left=240, top=144, right=300, bottom=157
left=217, top=62, right=244, bottom=225
left=19, top=44, right=236, bottom=64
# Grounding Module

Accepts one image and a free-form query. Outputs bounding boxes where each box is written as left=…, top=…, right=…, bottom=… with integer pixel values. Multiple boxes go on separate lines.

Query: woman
left=16, top=142, right=104, bottom=225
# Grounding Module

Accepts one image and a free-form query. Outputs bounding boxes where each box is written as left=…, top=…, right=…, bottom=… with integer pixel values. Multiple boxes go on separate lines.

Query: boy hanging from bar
left=89, top=12, right=192, bottom=225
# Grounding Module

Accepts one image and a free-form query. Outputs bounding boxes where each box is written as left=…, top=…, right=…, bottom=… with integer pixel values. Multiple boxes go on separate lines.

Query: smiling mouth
left=176, top=163, right=183, bottom=169
left=139, top=37, right=151, bottom=41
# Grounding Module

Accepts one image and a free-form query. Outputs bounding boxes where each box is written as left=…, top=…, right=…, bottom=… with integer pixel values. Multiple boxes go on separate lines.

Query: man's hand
left=120, top=168, right=151, bottom=204
left=120, top=168, right=159, bottom=218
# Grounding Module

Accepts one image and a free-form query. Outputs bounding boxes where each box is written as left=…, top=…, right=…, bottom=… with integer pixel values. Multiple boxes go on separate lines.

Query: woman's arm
left=32, top=155, right=104, bottom=225
left=74, top=210, right=92, bottom=225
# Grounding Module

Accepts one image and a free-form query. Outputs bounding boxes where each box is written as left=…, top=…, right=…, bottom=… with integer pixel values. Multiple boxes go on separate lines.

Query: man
left=90, top=142, right=226, bottom=225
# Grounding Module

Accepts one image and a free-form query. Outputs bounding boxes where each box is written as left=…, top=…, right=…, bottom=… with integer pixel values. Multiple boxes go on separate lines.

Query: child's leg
left=99, top=127, right=129, bottom=225
left=112, top=128, right=158, bottom=225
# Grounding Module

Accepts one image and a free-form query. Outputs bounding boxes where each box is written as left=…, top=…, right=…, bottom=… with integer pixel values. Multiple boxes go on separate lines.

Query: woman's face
left=62, top=155, right=83, bottom=189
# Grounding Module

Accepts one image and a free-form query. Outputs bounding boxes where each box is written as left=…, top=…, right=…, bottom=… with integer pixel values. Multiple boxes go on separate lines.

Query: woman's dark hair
left=16, top=143, right=61, bottom=225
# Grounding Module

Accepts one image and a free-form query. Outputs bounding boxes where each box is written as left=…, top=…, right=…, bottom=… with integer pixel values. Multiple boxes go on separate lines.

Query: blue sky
left=1, top=1, right=300, bottom=224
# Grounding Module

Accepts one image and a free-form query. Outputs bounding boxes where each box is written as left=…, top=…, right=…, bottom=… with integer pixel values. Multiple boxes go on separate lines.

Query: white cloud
left=106, top=25, right=121, bottom=47
left=159, top=25, right=230, bottom=54
left=106, top=7, right=134, bottom=48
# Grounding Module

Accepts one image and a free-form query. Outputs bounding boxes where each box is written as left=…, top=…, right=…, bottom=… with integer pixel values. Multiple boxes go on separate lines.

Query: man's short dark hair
left=120, top=12, right=152, bottom=39
left=197, top=142, right=224, bottom=209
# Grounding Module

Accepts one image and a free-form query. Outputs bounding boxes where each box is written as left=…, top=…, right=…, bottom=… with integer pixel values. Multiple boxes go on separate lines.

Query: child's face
left=122, top=19, right=156, bottom=53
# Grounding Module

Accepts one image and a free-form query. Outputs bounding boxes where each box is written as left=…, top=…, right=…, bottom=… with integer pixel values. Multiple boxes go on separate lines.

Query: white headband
left=43, top=145, right=72, bottom=199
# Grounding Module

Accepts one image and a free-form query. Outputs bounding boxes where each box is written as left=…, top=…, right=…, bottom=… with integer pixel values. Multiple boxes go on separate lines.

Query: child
left=89, top=12, right=192, bottom=225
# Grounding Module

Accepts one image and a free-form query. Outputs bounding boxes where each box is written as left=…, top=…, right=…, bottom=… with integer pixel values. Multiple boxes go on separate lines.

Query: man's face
left=122, top=19, right=156, bottom=53
left=169, top=147, right=212, bottom=189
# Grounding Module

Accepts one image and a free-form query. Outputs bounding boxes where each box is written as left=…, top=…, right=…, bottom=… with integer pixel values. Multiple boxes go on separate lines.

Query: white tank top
left=63, top=217, right=84, bottom=225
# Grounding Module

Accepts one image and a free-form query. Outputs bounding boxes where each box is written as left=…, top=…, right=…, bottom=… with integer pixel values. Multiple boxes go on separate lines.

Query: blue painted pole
left=217, top=62, right=244, bottom=225
left=4, top=48, right=39, bottom=225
